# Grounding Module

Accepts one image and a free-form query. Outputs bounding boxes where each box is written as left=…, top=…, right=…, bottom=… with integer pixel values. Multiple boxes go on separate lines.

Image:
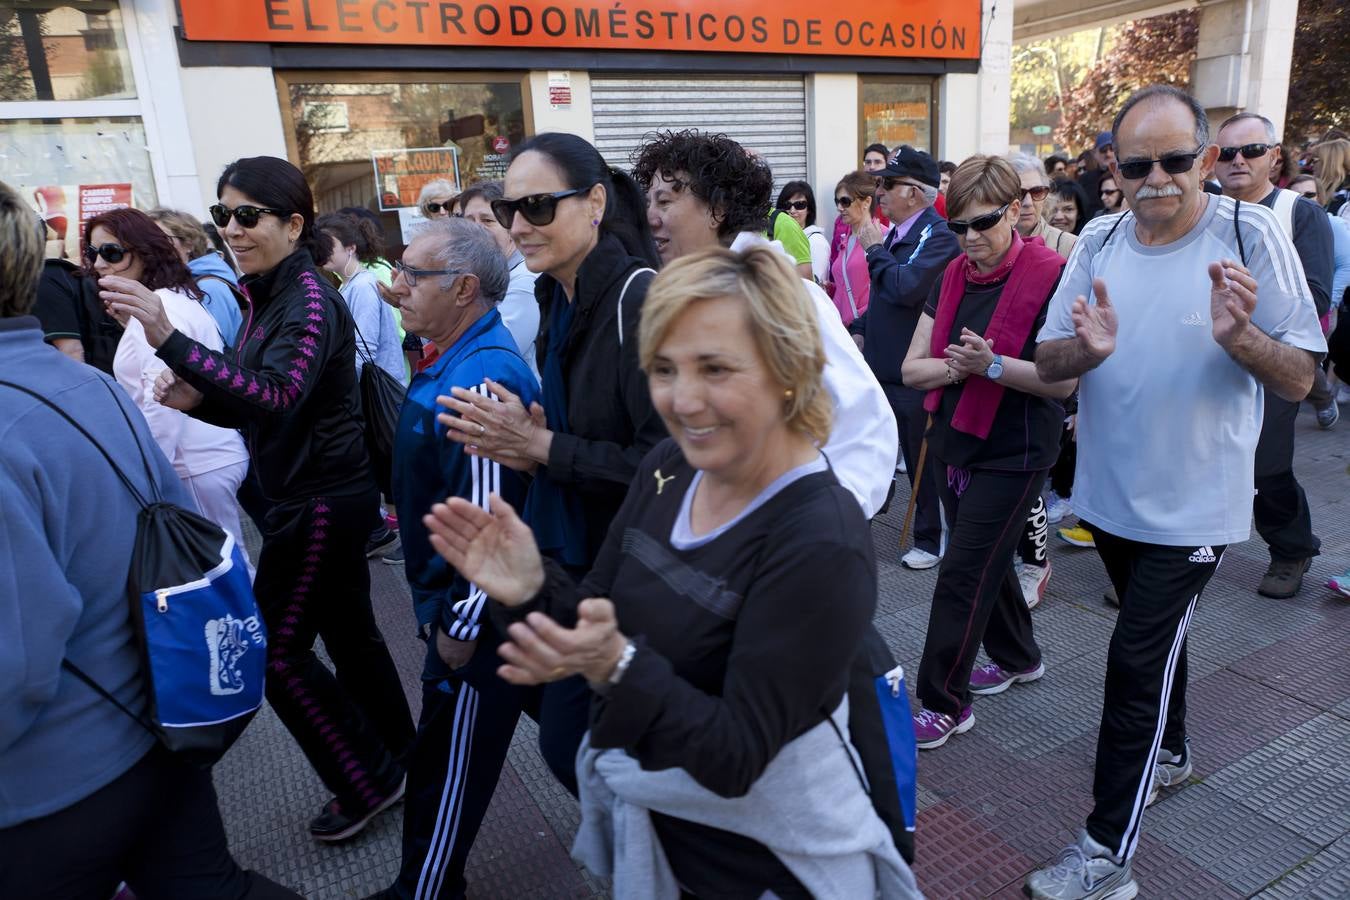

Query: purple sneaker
left=969, top=660, right=1046, bottom=696
left=914, top=705, right=974, bottom=750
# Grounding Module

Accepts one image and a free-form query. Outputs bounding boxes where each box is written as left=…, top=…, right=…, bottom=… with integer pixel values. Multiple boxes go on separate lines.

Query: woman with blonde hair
left=425, top=245, right=918, bottom=899
left=417, top=179, right=458, bottom=219
left=901, top=155, right=1077, bottom=750
left=1312, top=138, right=1350, bottom=218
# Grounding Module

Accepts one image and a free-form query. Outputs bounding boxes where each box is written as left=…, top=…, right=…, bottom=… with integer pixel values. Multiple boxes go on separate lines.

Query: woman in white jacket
left=92, top=208, right=251, bottom=569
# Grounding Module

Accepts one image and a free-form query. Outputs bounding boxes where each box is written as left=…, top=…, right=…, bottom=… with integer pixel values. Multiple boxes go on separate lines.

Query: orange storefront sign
left=179, top=0, right=981, bottom=59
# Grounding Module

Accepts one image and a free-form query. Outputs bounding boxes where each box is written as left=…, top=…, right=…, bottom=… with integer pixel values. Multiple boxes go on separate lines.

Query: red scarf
left=923, top=233, right=1065, bottom=438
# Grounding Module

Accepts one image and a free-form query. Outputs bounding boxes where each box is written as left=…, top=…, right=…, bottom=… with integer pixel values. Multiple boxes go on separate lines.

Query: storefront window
left=281, top=74, right=529, bottom=246
left=860, top=78, right=936, bottom=157
left=3, top=116, right=156, bottom=258
left=0, top=3, right=136, bottom=102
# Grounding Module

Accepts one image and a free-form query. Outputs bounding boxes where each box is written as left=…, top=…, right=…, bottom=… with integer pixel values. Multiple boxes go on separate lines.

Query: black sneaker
left=309, top=776, right=406, bottom=843
left=365, top=528, right=401, bottom=560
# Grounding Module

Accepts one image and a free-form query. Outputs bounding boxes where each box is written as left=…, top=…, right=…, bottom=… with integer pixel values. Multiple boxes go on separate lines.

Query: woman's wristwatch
left=985, top=354, right=1005, bottom=380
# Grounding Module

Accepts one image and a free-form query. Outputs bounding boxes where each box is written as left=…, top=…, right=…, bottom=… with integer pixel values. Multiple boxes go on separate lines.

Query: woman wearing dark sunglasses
left=1008, top=154, right=1077, bottom=261
left=102, top=156, right=415, bottom=844
left=899, top=156, right=1077, bottom=750
left=776, top=180, right=829, bottom=284
left=90, top=208, right=252, bottom=572
left=827, top=170, right=880, bottom=326
left=436, top=132, right=664, bottom=790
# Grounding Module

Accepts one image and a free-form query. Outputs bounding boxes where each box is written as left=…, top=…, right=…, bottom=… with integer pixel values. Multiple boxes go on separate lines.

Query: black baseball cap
left=876, top=146, right=941, bottom=188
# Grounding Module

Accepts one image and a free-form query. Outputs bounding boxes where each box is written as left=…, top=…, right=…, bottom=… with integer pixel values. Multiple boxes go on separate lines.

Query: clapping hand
left=1208, top=259, right=1257, bottom=351
left=438, top=379, right=546, bottom=472
left=945, top=327, right=996, bottom=377
left=1071, top=278, right=1118, bottom=362
left=424, top=493, right=545, bottom=606
left=496, top=599, right=628, bottom=686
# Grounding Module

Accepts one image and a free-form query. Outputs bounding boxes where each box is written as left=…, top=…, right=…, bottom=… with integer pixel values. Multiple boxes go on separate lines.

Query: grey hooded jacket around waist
left=572, top=698, right=924, bottom=900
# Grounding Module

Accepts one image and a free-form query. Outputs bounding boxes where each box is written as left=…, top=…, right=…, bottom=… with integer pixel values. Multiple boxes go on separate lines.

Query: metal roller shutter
left=591, top=75, right=808, bottom=194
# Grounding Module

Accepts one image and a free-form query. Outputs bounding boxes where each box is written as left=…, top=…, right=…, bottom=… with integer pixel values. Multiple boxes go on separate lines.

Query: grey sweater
left=572, top=698, right=924, bottom=900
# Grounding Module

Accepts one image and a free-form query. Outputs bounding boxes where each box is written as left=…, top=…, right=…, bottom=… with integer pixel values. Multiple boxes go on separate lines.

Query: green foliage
left=1285, top=0, right=1350, bottom=143
left=1010, top=29, right=1113, bottom=136
left=1053, top=10, right=1200, bottom=153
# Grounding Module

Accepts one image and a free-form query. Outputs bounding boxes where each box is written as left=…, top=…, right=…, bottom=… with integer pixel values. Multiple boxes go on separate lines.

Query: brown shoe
left=1258, top=558, right=1312, bottom=599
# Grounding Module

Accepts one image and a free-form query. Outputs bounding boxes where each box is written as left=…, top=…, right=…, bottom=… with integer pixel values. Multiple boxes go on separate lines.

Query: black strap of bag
left=0, top=378, right=166, bottom=734
left=195, top=273, right=248, bottom=313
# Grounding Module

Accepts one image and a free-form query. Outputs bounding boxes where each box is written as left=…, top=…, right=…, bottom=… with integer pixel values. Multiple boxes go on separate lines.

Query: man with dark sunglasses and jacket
left=1214, top=112, right=1335, bottom=599
left=848, top=146, right=961, bottom=572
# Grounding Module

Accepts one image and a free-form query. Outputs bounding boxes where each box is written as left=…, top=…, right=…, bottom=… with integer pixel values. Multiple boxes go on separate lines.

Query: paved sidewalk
left=217, top=408, right=1350, bottom=899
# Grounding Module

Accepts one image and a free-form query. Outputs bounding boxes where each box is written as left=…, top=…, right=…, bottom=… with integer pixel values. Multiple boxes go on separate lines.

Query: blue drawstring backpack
left=2, top=379, right=266, bottom=766
left=876, top=664, right=920, bottom=835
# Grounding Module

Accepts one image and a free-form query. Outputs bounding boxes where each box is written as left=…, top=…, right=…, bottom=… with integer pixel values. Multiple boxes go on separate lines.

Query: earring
left=592, top=218, right=600, bottom=226
left=784, top=389, right=794, bottom=399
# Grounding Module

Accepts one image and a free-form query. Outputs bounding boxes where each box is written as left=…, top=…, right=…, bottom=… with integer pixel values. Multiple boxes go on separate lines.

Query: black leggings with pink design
left=254, top=490, right=415, bottom=814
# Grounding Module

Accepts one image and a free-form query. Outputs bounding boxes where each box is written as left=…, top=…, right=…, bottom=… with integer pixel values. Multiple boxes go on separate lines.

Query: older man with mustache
left=1026, top=85, right=1324, bottom=900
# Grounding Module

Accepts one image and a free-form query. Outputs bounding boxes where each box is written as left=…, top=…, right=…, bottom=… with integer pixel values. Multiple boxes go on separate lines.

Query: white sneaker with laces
left=901, top=547, right=941, bottom=570
left=1017, top=561, right=1052, bottom=609
left=1146, top=741, right=1192, bottom=806
left=1025, top=830, right=1137, bottom=899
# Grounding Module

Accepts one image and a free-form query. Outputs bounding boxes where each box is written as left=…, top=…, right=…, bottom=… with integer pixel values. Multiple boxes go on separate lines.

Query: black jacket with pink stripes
left=157, top=248, right=373, bottom=504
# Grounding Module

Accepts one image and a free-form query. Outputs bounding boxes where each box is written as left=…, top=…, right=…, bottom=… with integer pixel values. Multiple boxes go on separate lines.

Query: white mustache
left=1134, top=184, right=1184, bottom=199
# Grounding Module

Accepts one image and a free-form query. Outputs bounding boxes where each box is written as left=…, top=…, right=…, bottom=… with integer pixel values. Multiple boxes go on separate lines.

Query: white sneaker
left=1017, top=561, right=1052, bottom=609
left=1146, top=741, right=1192, bottom=807
left=1026, top=830, right=1137, bottom=899
left=901, top=547, right=941, bottom=570
left=895, top=457, right=908, bottom=474
left=1045, top=491, right=1073, bottom=524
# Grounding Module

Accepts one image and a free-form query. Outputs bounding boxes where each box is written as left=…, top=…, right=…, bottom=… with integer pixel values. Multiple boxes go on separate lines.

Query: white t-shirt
left=731, top=231, right=899, bottom=519
left=112, top=287, right=249, bottom=479
left=1038, top=196, right=1326, bottom=546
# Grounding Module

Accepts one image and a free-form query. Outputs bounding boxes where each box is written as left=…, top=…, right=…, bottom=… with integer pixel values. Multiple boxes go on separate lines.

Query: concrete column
left=527, top=70, right=594, bottom=141
left=179, top=67, right=289, bottom=211
left=1192, top=0, right=1297, bottom=138
left=807, top=73, right=858, bottom=233
left=978, top=0, right=1014, bottom=156
left=940, top=0, right=1012, bottom=162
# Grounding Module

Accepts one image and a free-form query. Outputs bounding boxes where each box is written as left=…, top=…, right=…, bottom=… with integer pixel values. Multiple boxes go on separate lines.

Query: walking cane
left=898, top=415, right=933, bottom=551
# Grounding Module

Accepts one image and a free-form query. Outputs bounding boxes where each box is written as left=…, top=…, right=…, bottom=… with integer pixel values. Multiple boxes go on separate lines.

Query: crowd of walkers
left=1, top=80, right=1346, bottom=900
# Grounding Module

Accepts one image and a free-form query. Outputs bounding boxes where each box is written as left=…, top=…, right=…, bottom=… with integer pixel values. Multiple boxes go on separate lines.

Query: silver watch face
left=988, top=358, right=1003, bottom=379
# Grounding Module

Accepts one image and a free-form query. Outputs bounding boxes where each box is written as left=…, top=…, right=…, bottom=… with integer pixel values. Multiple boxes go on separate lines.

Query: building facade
left=3, top=0, right=1010, bottom=253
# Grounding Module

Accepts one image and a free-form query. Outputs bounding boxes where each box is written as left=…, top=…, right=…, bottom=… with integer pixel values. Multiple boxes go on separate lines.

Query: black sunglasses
left=422, top=201, right=453, bottom=215
left=836, top=195, right=863, bottom=208
left=1116, top=149, right=1203, bottom=181
left=393, top=259, right=462, bottom=287
left=947, top=203, right=1011, bottom=236
left=779, top=200, right=809, bottom=211
left=1297, top=189, right=1319, bottom=200
left=1020, top=185, right=1051, bottom=202
left=83, top=242, right=127, bottom=264
left=209, top=203, right=288, bottom=229
left=881, top=177, right=917, bottom=192
left=490, top=188, right=585, bottom=229
left=1217, top=143, right=1273, bottom=162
